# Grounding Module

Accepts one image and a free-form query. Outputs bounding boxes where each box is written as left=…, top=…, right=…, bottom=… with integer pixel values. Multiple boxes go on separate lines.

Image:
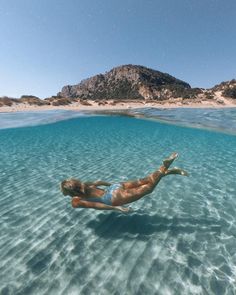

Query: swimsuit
left=84, top=183, right=122, bottom=205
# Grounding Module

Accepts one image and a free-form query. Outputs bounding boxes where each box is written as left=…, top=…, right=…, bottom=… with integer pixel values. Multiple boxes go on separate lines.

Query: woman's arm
left=84, top=180, right=111, bottom=187
left=71, top=197, right=129, bottom=212
left=93, top=180, right=111, bottom=187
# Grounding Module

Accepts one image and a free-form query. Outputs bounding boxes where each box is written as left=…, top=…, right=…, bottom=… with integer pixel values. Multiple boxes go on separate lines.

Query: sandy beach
left=0, top=98, right=236, bottom=113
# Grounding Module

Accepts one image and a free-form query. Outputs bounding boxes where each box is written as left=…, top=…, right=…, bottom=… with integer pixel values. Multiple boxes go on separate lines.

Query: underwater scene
left=0, top=109, right=236, bottom=295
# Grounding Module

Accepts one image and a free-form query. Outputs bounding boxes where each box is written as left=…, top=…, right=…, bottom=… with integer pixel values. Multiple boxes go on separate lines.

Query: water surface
left=128, top=107, right=236, bottom=135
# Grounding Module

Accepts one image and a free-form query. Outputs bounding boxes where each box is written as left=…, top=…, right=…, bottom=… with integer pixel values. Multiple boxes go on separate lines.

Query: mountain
left=58, top=64, right=192, bottom=101
left=1, top=65, right=235, bottom=107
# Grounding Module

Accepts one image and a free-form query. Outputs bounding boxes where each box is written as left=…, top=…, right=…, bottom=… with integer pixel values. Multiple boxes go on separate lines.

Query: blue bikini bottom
left=85, top=183, right=122, bottom=205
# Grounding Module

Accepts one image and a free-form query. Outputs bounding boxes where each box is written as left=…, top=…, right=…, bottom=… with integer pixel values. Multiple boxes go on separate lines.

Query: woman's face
left=60, top=183, right=70, bottom=196
left=60, top=179, right=84, bottom=197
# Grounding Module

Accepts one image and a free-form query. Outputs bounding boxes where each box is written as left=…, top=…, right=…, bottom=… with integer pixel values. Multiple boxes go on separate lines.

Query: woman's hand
left=117, top=206, right=132, bottom=213
left=71, top=196, right=81, bottom=208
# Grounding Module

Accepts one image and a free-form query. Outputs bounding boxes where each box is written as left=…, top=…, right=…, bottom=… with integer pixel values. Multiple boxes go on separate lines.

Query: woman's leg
left=165, top=167, right=189, bottom=176
left=121, top=176, right=152, bottom=189
left=116, top=168, right=165, bottom=205
left=121, top=152, right=179, bottom=189
left=114, top=154, right=188, bottom=205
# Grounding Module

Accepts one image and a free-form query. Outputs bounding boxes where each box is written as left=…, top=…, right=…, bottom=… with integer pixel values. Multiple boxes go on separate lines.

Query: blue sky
left=0, top=0, right=236, bottom=98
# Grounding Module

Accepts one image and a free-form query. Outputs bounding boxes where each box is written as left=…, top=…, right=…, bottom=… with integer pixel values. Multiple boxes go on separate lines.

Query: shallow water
left=0, top=112, right=236, bottom=294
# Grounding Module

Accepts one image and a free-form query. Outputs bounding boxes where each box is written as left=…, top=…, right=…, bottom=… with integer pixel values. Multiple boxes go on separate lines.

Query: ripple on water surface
left=129, top=107, right=236, bottom=135
left=0, top=113, right=236, bottom=295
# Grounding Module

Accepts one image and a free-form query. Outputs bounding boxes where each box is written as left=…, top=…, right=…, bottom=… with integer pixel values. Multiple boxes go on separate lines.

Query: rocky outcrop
left=58, top=64, right=191, bottom=100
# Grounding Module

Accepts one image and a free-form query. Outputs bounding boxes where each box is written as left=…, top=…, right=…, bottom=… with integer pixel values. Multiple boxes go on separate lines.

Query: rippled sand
left=0, top=114, right=236, bottom=294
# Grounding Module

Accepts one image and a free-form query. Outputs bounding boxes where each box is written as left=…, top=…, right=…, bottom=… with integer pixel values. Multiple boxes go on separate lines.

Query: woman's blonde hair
left=60, top=178, right=85, bottom=196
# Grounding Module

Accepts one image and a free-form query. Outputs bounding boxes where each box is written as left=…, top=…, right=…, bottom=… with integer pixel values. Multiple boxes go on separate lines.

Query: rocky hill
left=0, top=65, right=235, bottom=107
left=58, top=64, right=192, bottom=101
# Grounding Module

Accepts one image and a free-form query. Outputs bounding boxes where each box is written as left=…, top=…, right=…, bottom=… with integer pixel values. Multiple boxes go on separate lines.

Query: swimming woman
left=60, top=152, right=188, bottom=212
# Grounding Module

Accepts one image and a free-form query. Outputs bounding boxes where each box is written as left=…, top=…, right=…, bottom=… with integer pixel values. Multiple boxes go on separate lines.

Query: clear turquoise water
left=0, top=110, right=236, bottom=294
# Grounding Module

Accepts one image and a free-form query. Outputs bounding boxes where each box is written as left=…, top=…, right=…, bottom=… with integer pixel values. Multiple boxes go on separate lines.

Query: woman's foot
left=163, top=152, right=179, bottom=168
left=166, top=167, right=189, bottom=176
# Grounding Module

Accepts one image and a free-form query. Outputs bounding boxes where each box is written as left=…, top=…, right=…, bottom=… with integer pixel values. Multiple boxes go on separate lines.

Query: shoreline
left=1, top=100, right=236, bottom=136
left=0, top=99, right=236, bottom=113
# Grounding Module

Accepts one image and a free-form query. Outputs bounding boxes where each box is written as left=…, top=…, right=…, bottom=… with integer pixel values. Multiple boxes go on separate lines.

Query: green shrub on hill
left=51, top=98, right=72, bottom=106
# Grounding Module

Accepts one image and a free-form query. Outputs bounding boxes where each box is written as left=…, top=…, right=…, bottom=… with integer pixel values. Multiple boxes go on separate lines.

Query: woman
left=60, top=152, right=188, bottom=212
